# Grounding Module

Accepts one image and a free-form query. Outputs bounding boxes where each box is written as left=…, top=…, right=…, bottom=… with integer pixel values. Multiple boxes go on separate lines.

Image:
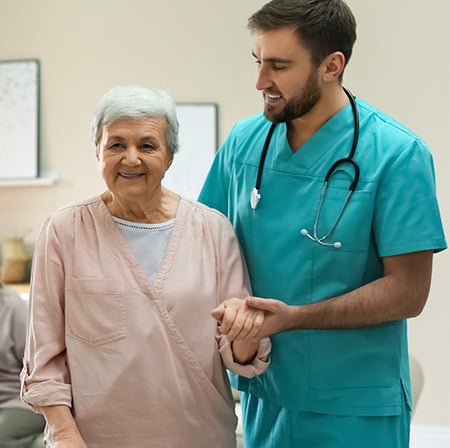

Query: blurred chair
left=409, top=355, right=424, bottom=415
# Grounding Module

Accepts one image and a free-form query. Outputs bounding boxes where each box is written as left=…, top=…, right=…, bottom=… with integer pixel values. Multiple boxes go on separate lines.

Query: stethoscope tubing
left=251, top=87, right=360, bottom=248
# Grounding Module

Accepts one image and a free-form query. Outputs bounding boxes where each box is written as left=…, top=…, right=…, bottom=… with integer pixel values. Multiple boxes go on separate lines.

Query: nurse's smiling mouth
left=264, top=92, right=282, bottom=105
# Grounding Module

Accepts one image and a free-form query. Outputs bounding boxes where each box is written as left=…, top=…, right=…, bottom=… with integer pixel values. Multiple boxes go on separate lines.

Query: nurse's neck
left=286, top=117, right=321, bottom=152
left=287, top=90, right=349, bottom=153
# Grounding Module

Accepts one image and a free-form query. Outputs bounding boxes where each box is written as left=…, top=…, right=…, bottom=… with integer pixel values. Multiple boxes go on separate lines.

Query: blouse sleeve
left=21, top=214, right=73, bottom=408
left=217, top=335, right=271, bottom=378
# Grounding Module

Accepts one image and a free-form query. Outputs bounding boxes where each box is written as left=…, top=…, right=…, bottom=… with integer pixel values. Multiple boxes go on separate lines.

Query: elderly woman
left=21, top=86, right=270, bottom=447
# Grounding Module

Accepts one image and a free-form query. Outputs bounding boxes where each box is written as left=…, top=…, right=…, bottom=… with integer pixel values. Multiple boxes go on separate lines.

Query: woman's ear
left=322, top=51, right=346, bottom=82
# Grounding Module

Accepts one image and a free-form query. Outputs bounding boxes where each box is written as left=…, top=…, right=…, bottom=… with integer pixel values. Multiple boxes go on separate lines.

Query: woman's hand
left=39, top=405, right=88, bottom=448
left=44, top=427, right=87, bottom=448
left=46, top=437, right=87, bottom=448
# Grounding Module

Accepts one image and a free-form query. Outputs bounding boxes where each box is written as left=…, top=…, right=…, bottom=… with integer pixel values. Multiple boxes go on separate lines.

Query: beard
left=264, top=68, right=321, bottom=123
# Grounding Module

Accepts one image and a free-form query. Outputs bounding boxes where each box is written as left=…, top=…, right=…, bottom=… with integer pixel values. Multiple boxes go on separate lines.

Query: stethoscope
left=250, top=87, right=360, bottom=249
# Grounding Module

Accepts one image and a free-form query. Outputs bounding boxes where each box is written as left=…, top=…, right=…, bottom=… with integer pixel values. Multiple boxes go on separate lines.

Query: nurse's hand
left=244, top=296, right=295, bottom=339
left=211, top=297, right=265, bottom=342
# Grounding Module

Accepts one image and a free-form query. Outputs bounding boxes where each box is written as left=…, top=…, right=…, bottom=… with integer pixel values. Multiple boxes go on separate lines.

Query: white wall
left=345, top=0, right=450, bottom=429
left=0, top=0, right=448, bottom=429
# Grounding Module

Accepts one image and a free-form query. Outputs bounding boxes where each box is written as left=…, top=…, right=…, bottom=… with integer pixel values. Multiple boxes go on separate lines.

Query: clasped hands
left=211, top=296, right=293, bottom=342
left=211, top=297, right=265, bottom=343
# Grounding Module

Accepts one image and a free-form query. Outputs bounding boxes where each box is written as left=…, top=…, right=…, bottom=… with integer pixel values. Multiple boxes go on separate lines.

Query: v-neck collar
left=98, top=196, right=188, bottom=300
left=269, top=102, right=355, bottom=173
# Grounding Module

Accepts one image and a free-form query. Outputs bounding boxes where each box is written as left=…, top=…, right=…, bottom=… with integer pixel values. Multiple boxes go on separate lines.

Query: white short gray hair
left=90, top=85, right=179, bottom=155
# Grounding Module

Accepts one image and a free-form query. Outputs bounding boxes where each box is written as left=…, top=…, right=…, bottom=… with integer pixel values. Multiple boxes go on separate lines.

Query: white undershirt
left=113, top=216, right=175, bottom=280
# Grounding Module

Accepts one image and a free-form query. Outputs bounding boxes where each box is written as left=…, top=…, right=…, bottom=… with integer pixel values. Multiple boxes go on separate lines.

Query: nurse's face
left=253, top=26, right=321, bottom=123
left=96, top=117, right=173, bottom=203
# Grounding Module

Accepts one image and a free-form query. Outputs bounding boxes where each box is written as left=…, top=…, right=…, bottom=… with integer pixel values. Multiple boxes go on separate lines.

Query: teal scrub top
left=198, top=98, right=447, bottom=416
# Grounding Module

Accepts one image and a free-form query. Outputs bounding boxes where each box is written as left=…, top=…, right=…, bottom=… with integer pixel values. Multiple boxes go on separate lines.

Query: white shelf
left=0, top=174, right=58, bottom=187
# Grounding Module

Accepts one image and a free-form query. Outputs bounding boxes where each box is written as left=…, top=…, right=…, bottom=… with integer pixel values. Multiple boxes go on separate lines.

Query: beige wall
left=1, top=0, right=448, bottom=428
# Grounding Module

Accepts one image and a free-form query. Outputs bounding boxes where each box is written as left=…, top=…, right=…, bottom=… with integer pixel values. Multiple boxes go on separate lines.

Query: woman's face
left=96, top=117, right=173, bottom=202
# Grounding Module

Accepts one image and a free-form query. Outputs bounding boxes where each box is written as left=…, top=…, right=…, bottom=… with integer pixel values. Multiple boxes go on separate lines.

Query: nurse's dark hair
left=90, top=85, right=179, bottom=155
left=248, top=0, right=357, bottom=70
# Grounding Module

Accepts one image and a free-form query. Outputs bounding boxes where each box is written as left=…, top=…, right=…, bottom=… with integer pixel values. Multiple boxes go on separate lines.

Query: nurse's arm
left=245, top=250, right=433, bottom=337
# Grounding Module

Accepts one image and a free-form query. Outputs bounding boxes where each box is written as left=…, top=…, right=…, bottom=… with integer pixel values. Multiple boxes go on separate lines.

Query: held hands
left=244, top=297, right=294, bottom=339
left=211, top=296, right=294, bottom=341
left=212, top=296, right=292, bottom=365
left=211, top=297, right=265, bottom=343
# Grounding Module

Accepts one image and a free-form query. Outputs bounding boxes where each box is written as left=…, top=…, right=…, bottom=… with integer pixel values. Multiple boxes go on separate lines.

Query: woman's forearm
left=231, top=340, right=259, bottom=364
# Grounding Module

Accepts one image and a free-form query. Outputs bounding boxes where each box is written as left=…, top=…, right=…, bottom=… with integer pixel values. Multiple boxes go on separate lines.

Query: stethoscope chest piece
left=250, top=187, right=261, bottom=209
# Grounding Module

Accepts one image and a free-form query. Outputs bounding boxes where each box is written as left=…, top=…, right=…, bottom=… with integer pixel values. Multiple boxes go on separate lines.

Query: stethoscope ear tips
left=333, top=242, right=342, bottom=248
left=300, top=229, right=308, bottom=236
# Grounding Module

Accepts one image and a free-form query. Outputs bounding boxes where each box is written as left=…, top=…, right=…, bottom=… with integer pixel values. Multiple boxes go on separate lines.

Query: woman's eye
left=109, top=142, right=124, bottom=150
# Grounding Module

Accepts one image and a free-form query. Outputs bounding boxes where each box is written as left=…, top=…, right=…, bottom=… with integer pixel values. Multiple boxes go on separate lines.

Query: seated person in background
left=20, top=86, right=270, bottom=448
left=0, top=282, right=45, bottom=448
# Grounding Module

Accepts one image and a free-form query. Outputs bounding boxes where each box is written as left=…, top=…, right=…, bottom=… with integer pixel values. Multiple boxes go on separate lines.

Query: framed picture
left=0, top=59, right=40, bottom=180
left=163, top=103, right=218, bottom=200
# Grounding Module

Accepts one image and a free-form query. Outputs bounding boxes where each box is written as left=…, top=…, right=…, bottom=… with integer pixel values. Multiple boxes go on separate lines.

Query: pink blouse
left=21, top=196, right=270, bottom=447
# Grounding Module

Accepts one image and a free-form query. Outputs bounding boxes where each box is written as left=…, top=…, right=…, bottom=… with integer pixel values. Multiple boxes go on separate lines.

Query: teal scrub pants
left=240, top=393, right=410, bottom=448
left=0, top=408, right=45, bottom=448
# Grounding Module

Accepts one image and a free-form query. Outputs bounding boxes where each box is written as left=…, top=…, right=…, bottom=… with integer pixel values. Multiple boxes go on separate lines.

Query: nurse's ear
left=321, top=51, right=346, bottom=82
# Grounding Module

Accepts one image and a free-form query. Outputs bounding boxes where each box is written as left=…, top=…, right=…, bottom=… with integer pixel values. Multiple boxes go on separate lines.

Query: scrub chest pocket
left=304, top=186, right=373, bottom=254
